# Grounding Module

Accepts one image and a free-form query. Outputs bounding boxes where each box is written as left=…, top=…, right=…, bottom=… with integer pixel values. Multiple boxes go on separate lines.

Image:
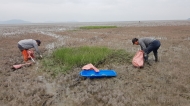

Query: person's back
left=138, top=37, right=155, bottom=50
left=18, top=39, right=37, bottom=50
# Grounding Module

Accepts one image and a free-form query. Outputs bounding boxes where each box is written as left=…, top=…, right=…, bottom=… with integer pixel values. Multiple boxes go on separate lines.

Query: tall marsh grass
left=42, top=46, right=132, bottom=76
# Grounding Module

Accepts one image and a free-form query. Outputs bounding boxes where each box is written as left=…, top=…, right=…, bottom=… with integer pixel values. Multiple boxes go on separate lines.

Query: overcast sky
left=0, top=0, right=190, bottom=22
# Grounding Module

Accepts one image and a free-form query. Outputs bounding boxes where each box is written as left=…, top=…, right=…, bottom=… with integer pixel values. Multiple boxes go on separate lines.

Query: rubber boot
left=154, top=52, right=158, bottom=62
left=144, top=54, right=151, bottom=66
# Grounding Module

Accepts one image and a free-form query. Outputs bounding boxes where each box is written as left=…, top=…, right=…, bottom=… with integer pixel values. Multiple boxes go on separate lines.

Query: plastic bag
left=82, top=63, right=99, bottom=72
left=27, top=50, right=35, bottom=59
left=132, top=50, right=144, bottom=67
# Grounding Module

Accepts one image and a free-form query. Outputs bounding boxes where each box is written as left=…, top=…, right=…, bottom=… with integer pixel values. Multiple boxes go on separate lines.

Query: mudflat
left=1, top=20, right=190, bottom=106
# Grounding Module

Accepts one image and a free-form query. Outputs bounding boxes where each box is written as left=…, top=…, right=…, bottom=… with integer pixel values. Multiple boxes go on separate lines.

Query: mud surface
left=1, top=20, right=190, bottom=106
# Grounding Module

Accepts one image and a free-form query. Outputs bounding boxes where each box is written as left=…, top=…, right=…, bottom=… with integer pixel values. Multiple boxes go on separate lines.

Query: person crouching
left=18, top=39, right=42, bottom=62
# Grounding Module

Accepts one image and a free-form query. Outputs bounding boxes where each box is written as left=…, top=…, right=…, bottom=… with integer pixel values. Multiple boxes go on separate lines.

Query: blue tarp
left=80, top=70, right=117, bottom=78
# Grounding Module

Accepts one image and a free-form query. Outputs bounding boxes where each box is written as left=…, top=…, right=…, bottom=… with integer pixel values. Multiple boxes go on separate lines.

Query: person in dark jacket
left=18, top=39, right=42, bottom=62
left=132, top=37, right=161, bottom=64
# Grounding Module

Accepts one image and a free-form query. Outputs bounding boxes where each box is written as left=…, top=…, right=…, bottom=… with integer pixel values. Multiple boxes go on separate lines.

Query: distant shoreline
left=0, top=20, right=189, bottom=27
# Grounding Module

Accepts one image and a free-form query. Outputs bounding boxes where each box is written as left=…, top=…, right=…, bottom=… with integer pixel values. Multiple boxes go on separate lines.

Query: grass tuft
left=42, top=46, right=132, bottom=76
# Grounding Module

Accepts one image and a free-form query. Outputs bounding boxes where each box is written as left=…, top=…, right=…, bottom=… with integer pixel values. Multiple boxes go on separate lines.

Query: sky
left=0, top=0, right=190, bottom=23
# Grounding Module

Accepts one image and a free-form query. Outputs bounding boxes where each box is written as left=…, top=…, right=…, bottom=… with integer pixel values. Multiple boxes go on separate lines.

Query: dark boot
left=145, top=60, right=151, bottom=66
left=154, top=53, right=158, bottom=62
left=144, top=53, right=151, bottom=66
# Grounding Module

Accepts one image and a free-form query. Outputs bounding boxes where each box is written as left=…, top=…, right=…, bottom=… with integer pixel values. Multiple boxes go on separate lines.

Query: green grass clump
left=53, top=46, right=112, bottom=67
left=80, top=26, right=117, bottom=29
left=42, top=46, right=132, bottom=76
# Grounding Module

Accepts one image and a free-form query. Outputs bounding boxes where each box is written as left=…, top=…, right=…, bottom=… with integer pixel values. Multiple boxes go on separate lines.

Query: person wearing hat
left=132, top=37, right=161, bottom=63
left=18, top=39, right=42, bottom=62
